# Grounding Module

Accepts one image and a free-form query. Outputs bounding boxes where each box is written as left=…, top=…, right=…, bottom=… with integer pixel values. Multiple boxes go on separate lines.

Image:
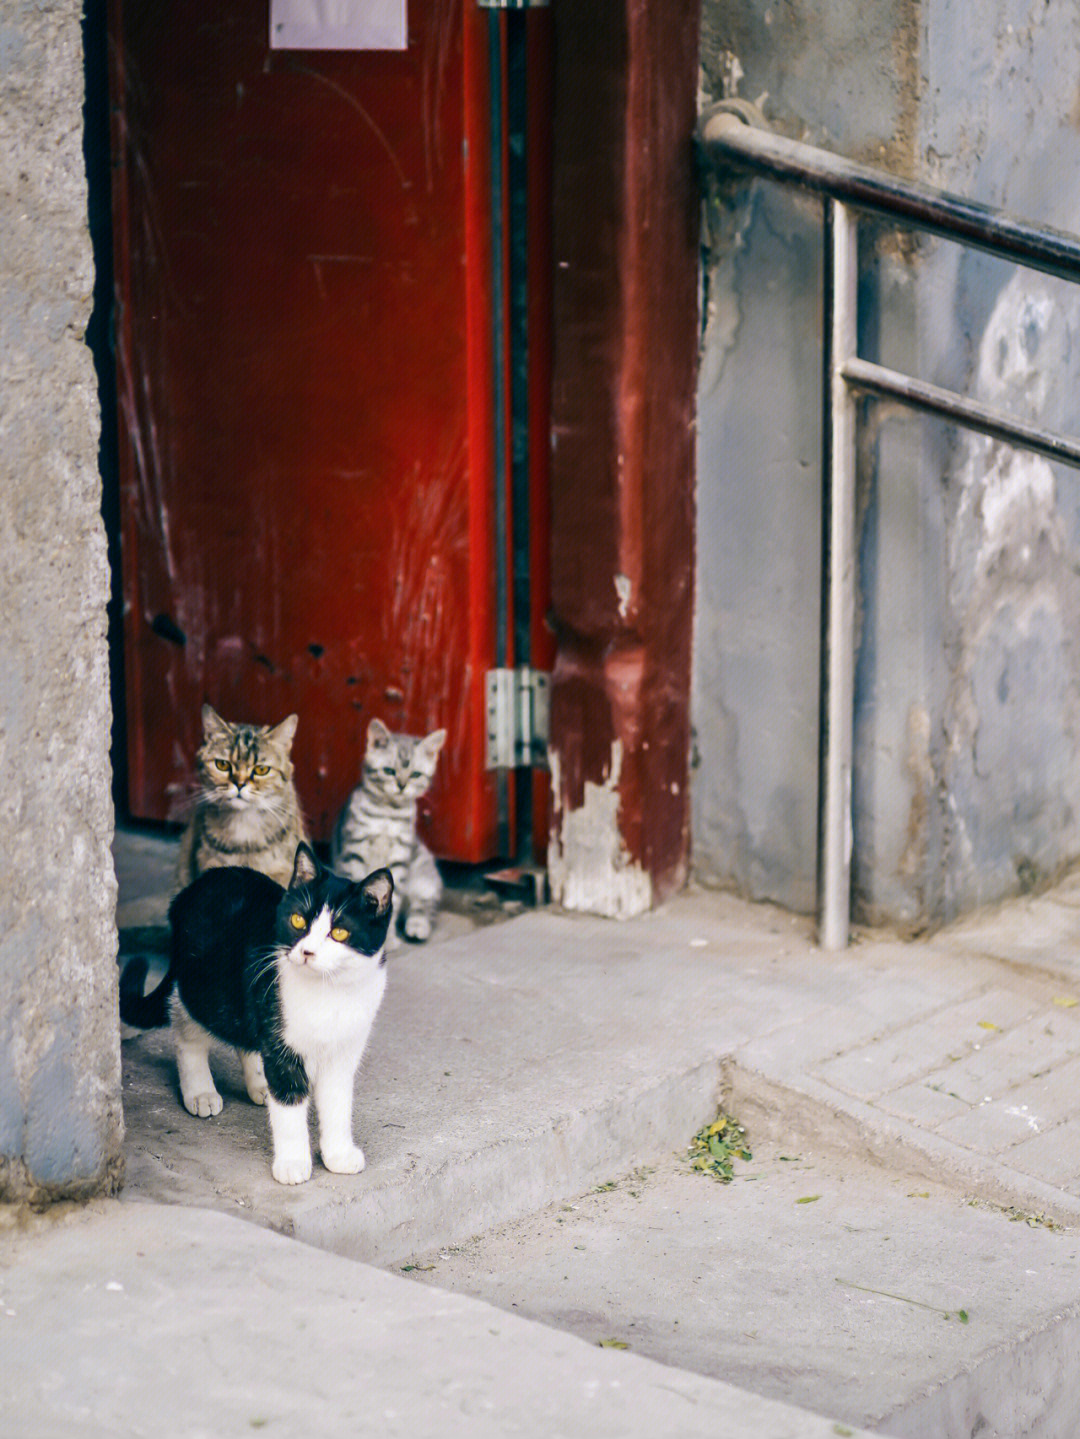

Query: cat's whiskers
left=248, top=947, right=283, bottom=986
left=256, top=796, right=301, bottom=823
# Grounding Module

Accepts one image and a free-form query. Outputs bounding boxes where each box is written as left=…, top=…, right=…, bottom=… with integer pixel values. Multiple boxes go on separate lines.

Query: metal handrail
left=698, top=106, right=1080, bottom=948
left=702, top=112, right=1080, bottom=285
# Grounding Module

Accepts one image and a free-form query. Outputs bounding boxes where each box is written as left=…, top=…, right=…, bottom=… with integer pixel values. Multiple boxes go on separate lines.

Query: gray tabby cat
left=331, top=717, right=447, bottom=943
left=177, top=703, right=309, bottom=888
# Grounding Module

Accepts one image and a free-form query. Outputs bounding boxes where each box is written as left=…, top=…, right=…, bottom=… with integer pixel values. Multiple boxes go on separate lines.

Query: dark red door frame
left=547, top=1, right=699, bottom=913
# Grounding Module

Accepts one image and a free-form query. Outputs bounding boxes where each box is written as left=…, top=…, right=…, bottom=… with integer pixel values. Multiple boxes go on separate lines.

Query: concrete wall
left=694, top=0, right=1080, bottom=928
left=0, top=2, right=123, bottom=1201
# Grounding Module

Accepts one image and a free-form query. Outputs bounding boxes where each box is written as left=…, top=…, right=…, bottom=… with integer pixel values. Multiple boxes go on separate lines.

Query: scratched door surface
left=109, top=0, right=500, bottom=857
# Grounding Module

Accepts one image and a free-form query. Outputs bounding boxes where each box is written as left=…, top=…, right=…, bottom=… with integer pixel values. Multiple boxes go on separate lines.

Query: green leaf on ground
left=796, top=1194, right=821, bottom=1204
left=684, top=1113, right=752, bottom=1183
left=597, top=1338, right=630, bottom=1349
left=837, top=1277, right=969, bottom=1322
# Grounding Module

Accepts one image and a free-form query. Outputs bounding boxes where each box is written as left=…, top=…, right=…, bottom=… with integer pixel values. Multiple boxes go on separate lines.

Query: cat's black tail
left=119, top=957, right=174, bottom=1029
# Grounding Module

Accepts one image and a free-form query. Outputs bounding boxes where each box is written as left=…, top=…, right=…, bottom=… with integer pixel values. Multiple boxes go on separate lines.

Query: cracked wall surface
left=0, top=1, right=123, bottom=1200
left=695, top=0, right=1080, bottom=927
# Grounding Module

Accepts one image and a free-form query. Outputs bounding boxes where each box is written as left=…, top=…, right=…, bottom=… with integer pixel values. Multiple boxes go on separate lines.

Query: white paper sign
left=270, top=0, right=407, bottom=51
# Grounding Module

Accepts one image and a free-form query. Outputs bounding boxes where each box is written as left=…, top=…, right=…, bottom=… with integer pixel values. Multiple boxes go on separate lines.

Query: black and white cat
left=120, top=842, right=393, bottom=1185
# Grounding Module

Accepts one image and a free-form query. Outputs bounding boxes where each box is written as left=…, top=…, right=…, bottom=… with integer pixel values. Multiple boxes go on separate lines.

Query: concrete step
left=120, top=888, right=1080, bottom=1257
left=2, top=1199, right=880, bottom=1439
left=399, top=1129, right=1080, bottom=1438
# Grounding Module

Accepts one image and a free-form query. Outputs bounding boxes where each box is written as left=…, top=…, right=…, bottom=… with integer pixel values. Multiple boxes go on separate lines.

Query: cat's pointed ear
left=360, top=867, right=394, bottom=919
left=201, top=703, right=231, bottom=740
left=367, top=717, right=391, bottom=748
left=267, top=713, right=299, bottom=751
left=420, top=728, right=447, bottom=763
left=289, top=842, right=320, bottom=889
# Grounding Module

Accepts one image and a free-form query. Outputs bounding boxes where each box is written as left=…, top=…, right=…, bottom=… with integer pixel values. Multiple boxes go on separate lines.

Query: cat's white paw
left=272, top=1152, right=313, bottom=1185
left=241, top=1052, right=269, bottom=1105
left=403, top=913, right=432, bottom=942
left=321, top=1144, right=366, bottom=1175
left=183, top=1088, right=223, bottom=1118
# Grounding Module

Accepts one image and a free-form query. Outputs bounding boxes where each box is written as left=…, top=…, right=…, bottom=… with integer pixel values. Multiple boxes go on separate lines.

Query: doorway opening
left=89, top=0, right=554, bottom=879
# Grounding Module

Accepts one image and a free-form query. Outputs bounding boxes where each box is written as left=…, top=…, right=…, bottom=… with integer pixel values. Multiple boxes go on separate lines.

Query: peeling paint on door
left=548, top=743, right=653, bottom=920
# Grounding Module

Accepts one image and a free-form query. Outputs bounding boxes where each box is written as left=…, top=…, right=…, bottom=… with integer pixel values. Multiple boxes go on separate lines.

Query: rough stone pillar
left=0, top=1, right=123, bottom=1201
left=546, top=0, right=700, bottom=917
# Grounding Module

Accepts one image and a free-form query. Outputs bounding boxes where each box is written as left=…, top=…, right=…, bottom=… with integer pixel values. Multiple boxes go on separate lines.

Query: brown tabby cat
left=176, top=704, right=308, bottom=888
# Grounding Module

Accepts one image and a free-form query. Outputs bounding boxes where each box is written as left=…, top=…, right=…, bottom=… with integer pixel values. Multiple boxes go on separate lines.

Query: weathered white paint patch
left=548, top=742, right=653, bottom=920
left=614, top=574, right=632, bottom=618
left=978, top=450, right=1055, bottom=554
left=940, top=263, right=1080, bottom=915
left=955, top=274, right=1065, bottom=578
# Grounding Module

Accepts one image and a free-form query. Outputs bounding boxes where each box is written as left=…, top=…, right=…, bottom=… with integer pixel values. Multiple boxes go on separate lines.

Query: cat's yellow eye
left=253, top=764, right=270, bottom=776
left=288, top=913, right=306, bottom=931
left=214, top=759, right=230, bottom=772
left=330, top=926, right=349, bottom=942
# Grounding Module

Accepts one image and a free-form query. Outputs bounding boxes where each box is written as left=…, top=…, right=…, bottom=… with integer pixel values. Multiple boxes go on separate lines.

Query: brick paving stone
left=813, top=987, right=1040, bottom=1101
left=873, top=1076, right=971, bottom=1128
left=934, top=1052, right=1080, bottom=1155
left=1005, top=1118, right=1080, bottom=1190
left=913, top=1008, right=1080, bottom=1108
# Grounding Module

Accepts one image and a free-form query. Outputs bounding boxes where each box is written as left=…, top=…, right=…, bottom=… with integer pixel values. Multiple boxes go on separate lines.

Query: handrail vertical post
left=818, top=199, right=859, bottom=949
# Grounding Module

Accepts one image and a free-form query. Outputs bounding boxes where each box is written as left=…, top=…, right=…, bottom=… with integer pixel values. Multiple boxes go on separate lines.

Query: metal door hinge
left=485, top=667, right=550, bottom=769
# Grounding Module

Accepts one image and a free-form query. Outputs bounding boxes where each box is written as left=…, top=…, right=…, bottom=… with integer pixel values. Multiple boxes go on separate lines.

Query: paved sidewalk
left=91, top=830, right=1080, bottom=1433
left=731, top=870, right=1080, bottom=1225
left=2, top=1201, right=878, bottom=1439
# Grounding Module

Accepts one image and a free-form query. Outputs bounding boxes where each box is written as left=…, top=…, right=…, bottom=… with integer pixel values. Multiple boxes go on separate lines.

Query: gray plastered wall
left=0, top=1, right=123, bottom=1201
left=695, top=0, right=1080, bottom=928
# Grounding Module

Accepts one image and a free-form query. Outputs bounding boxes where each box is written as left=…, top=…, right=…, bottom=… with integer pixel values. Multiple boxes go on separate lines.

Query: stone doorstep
left=121, top=1024, right=1080, bottom=1270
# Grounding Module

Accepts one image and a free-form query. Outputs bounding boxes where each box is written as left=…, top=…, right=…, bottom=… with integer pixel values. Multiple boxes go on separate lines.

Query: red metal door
left=109, top=0, right=538, bottom=860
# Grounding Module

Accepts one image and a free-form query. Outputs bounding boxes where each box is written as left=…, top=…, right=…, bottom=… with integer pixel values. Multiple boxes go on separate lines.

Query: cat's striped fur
left=177, top=704, right=309, bottom=889
left=330, top=718, right=446, bottom=944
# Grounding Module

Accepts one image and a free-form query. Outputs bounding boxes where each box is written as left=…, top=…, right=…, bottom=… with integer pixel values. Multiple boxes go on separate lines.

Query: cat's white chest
left=277, top=963, right=386, bottom=1068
